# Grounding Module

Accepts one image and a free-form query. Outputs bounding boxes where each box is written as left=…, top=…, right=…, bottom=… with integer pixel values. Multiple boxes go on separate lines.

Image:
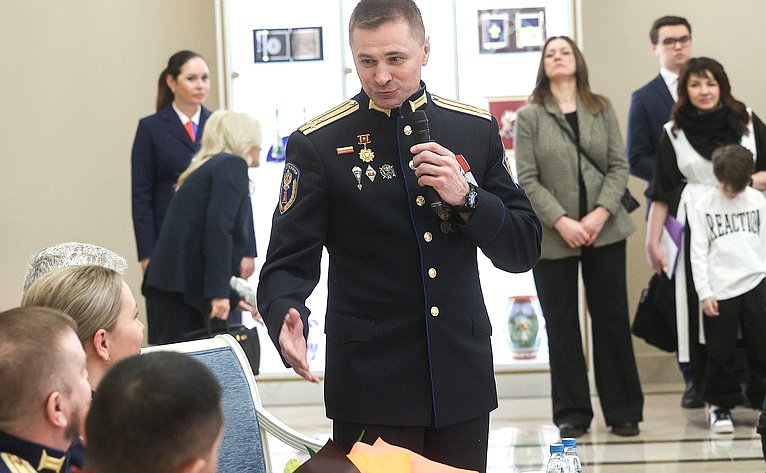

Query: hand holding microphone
left=409, top=110, right=472, bottom=212
left=410, top=110, right=442, bottom=213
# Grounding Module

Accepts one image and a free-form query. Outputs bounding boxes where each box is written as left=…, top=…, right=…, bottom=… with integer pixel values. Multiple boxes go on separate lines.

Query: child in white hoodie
left=689, top=144, right=766, bottom=434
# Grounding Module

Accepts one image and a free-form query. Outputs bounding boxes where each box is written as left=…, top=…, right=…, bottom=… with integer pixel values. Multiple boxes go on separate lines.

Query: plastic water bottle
left=545, top=443, right=568, bottom=473
left=562, top=438, right=583, bottom=473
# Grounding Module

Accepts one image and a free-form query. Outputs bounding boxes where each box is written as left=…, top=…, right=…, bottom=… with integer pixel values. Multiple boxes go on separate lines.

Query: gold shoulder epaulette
left=299, top=100, right=359, bottom=135
left=432, top=95, right=492, bottom=121
left=1, top=452, right=37, bottom=473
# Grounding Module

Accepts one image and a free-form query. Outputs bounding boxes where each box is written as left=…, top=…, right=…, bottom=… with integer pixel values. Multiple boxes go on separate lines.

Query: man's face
left=58, top=329, right=92, bottom=443
left=351, top=18, right=429, bottom=109
left=653, top=24, right=692, bottom=73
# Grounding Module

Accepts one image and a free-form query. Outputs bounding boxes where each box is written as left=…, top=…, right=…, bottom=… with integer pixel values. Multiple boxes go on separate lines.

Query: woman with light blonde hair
left=177, top=110, right=262, bottom=187
left=143, top=110, right=262, bottom=345
left=21, top=264, right=144, bottom=390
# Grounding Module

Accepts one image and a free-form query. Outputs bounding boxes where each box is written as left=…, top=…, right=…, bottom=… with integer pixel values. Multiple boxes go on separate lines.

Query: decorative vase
left=505, top=295, right=543, bottom=360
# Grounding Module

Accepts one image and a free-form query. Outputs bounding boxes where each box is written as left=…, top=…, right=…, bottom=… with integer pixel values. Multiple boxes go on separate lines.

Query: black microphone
left=410, top=110, right=443, bottom=214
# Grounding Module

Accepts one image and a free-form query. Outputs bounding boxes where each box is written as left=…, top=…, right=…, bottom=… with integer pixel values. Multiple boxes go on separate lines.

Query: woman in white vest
left=645, top=56, right=766, bottom=414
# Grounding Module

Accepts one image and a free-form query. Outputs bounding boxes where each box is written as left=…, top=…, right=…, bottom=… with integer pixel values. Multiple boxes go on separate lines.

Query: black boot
left=681, top=382, right=704, bottom=409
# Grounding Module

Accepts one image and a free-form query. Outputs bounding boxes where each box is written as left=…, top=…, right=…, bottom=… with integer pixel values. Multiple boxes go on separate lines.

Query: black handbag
left=553, top=115, right=640, bottom=213
left=631, top=273, right=677, bottom=352
left=182, top=317, right=261, bottom=376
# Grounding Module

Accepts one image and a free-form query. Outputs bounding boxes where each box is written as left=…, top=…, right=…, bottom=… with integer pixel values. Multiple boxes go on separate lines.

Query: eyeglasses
left=661, top=35, right=691, bottom=48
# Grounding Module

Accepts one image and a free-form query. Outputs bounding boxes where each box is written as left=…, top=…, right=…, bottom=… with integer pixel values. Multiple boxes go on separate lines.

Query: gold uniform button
left=423, top=232, right=432, bottom=242
left=403, top=124, right=412, bottom=135
left=416, top=195, right=426, bottom=206
left=430, top=306, right=440, bottom=317
left=428, top=268, right=437, bottom=278
left=409, top=160, right=416, bottom=170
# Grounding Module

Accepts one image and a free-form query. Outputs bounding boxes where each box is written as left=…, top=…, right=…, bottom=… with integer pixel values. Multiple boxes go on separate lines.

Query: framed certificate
left=291, top=27, right=323, bottom=61
left=254, top=29, right=290, bottom=63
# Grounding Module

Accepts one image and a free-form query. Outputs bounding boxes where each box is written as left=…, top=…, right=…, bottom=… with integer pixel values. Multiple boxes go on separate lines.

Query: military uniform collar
left=367, top=82, right=429, bottom=117
left=0, top=430, right=70, bottom=472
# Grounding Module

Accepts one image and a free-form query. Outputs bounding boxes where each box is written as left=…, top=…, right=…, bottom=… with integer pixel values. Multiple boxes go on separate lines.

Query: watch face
left=467, top=187, right=478, bottom=208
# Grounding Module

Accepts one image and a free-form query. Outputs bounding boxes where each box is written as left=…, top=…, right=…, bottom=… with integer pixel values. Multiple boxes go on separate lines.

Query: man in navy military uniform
left=0, top=307, right=91, bottom=473
left=257, top=1, right=541, bottom=471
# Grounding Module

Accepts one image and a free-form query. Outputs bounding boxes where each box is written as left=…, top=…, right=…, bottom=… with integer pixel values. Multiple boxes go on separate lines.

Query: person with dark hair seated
left=85, top=351, right=223, bottom=473
left=0, top=307, right=91, bottom=473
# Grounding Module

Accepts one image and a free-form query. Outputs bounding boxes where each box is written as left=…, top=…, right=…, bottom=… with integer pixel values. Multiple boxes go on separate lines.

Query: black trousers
left=702, top=280, right=766, bottom=409
left=533, top=240, right=643, bottom=428
left=144, top=287, right=205, bottom=345
left=333, top=414, right=489, bottom=473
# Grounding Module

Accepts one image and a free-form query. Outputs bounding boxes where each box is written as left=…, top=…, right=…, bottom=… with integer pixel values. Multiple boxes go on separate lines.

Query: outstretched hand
left=279, top=308, right=320, bottom=383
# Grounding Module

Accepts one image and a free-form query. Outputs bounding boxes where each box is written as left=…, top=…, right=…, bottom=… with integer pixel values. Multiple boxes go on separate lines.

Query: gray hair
left=22, top=242, right=127, bottom=294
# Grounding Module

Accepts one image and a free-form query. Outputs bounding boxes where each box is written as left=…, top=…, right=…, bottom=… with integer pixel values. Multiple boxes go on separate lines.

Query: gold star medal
left=357, top=134, right=375, bottom=163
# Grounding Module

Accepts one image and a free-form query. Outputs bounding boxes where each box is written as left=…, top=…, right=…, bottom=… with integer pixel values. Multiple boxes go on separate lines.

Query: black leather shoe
left=559, top=423, right=587, bottom=438
left=681, top=382, right=704, bottom=409
left=611, top=421, right=640, bottom=437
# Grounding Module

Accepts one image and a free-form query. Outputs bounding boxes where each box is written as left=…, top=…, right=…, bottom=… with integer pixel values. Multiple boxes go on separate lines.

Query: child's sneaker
left=709, top=405, right=734, bottom=433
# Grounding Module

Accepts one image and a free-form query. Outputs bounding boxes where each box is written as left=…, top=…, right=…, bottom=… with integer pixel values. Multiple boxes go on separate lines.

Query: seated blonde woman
left=21, top=264, right=144, bottom=391
left=21, top=264, right=144, bottom=472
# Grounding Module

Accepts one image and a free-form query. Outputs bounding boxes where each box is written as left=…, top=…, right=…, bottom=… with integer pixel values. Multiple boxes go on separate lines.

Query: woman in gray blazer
left=516, top=36, right=643, bottom=439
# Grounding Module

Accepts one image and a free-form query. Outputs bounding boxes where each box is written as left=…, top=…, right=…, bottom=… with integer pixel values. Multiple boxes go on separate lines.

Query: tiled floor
left=264, top=392, right=765, bottom=472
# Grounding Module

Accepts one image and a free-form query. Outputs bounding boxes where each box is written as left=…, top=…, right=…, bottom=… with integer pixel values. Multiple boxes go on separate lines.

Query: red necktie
left=184, top=121, right=196, bottom=143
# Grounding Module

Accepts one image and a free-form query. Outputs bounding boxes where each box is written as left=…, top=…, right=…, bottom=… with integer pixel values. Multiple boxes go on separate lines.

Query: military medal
left=365, top=165, right=376, bottom=182
left=352, top=166, right=363, bottom=190
left=379, top=164, right=396, bottom=179
left=440, top=220, right=453, bottom=234
left=336, top=145, right=354, bottom=155
left=437, top=206, right=452, bottom=221
left=357, top=134, right=375, bottom=163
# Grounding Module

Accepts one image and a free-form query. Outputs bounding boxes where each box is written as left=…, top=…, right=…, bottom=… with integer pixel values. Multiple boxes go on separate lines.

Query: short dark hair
left=349, top=0, right=425, bottom=44
left=650, top=15, right=691, bottom=44
left=712, top=144, right=754, bottom=193
left=85, top=352, right=223, bottom=473
left=0, top=307, right=77, bottom=424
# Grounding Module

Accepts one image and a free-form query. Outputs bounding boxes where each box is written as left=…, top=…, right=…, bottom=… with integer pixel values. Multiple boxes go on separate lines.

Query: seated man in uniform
left=0, top=307, right=91, bottom=473
left=84, top=352, right=223, bottom=473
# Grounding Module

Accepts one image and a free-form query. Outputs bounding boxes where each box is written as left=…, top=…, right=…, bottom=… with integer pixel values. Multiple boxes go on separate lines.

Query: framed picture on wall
left=291, top=27, right=323, bottom=61
left=487, top=96, right=528, bottom=150
left=478, top=8, right=546, bottom=53
left=254, top=29, right=290, bottom=63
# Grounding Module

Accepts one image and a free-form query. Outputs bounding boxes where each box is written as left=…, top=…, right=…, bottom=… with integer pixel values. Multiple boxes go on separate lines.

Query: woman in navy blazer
left=131, top=50, right=213, bottom=272
left=143, top=111, right=261, bottom=344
